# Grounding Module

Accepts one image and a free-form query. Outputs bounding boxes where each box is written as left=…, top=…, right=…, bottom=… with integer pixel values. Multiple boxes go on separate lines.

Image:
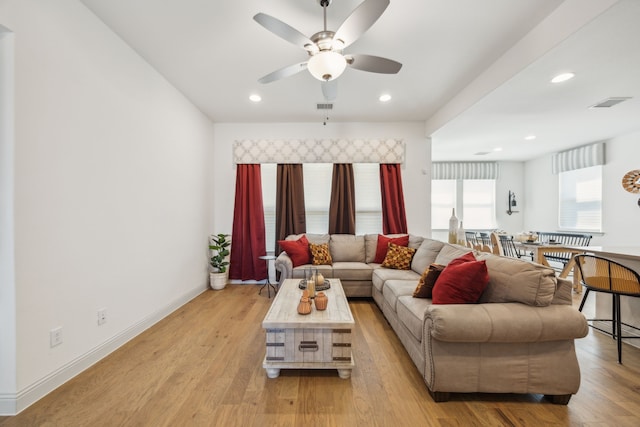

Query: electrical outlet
left=97, top=308, right=107, bottom=325
left=50, top=327, right=63, bottom=347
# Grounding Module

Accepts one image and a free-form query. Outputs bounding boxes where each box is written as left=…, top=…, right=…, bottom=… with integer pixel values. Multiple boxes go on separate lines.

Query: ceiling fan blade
left=321, top=80, right=338, bottom=101
left=333, top=0, right=390, bottom=48
left=346, top=54, right=402, bottom=74
left=253, top=13, right=316, bottom=51
left=258, top=62, right=308, bottom=84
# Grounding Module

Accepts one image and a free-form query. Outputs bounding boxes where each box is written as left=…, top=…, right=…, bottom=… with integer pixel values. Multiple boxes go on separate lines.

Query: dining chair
left=465, top=231, right=479, bottom=250
left=574, top=254, right=640, bottom=364
left=489, top=232, right=501, bottom=255
left=477, top=233, right=492, bottom=253
left=497, top=235, right=521, bottom=258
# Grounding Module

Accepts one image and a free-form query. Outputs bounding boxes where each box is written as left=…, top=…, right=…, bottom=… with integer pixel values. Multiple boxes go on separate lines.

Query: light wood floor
left=2, top=285, right=640, bottom=426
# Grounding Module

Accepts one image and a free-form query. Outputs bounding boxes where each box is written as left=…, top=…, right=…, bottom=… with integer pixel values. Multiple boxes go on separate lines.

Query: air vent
left=317, top=103, right=333, bottom=110
left=589, top=97, right=632, bottom=109
left=474, top=151, right=490, bottom=156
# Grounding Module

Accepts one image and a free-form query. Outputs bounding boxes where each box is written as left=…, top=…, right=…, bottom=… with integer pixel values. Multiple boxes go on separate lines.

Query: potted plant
left=209, top=233, right=231, bottom=290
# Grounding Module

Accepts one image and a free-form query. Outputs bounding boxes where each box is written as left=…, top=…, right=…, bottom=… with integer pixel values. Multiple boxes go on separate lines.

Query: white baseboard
left=0, top=284, right=207, bottom=416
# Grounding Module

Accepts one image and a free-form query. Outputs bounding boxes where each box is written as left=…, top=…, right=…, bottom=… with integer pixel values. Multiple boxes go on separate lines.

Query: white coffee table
left=262, top=278, right=355, bottom=379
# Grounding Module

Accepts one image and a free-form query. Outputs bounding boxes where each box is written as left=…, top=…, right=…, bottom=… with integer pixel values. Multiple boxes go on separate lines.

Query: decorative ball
left=316, top=273, right=325, bottom=286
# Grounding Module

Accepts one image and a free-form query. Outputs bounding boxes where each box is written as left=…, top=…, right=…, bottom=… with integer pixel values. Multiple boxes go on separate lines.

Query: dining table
left=515, top=242, right=589, bottom=292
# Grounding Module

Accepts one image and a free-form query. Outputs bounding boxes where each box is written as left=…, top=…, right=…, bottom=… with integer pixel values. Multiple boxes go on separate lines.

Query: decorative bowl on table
left=516, top=232, right=538, bottom=243
left=299, top=279, right=331, bottom=291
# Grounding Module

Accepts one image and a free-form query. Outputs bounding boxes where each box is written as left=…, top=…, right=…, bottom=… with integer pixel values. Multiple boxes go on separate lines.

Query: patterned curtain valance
left=552, top=142, right=605, bottom=174
left=432, top=162, right=499, bottom=180
left=233, top=139, right=404, bottom=164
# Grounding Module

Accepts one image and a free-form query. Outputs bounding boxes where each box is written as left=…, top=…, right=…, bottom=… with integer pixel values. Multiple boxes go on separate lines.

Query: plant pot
left=209, top=271, right=228, bottom=290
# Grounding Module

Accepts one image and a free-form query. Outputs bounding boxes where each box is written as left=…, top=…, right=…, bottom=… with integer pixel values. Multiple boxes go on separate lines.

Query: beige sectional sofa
left=275, top=233, right=589, bottom=404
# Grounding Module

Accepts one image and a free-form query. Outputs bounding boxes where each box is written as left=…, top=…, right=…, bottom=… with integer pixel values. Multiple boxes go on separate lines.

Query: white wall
left=0, top=27, right=17, bottom=412
left=523, top=132, right=640, bottom=245
left=0, top=0, right=214, bottom=413
left=212, top=122, right=431, bottom=237
left=495, top=162, right=525, bottom=235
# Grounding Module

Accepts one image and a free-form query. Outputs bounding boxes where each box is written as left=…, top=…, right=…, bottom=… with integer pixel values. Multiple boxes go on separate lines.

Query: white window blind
left=463, top=180, right=496, bottom=229
left=303, top=164, right=332, bottom=234
left=261, top=164, right=277, bottom=253
left=431, top=179, right=496, bottom=230
left=431, top=180, right=456, bottom=229
left=353, top=163, right=382, bottom=235
left=559, top=165, right=602, bottom=231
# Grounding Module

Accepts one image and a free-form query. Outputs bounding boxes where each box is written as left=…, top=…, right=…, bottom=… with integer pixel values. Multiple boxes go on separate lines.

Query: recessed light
left=493, top=147, right=503, bottom=152
left=379, top=94, right=391, bottom=102
left=524, top=135, right=536, bottom=140
left=249, top=94, right=262, bottom=102
left=551, top=72, right=575, bottom=83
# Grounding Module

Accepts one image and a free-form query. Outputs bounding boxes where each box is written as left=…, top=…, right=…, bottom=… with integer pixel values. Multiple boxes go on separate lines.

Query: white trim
left=0, top=284, right=207, bottom=415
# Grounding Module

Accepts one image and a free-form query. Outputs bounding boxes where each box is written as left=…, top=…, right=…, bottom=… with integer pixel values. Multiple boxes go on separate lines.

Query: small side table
left=258, top=255, right=278, bottom=298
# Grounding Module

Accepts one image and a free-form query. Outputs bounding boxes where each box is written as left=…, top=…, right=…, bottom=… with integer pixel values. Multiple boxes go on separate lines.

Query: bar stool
left=574, top=254, right=640, bottom=363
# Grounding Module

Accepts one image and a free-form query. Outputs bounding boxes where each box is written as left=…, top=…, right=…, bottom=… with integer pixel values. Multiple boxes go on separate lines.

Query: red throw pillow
left=374, top=234, right=410, bottom=264
left=277, top=235, right=311, bottom=267
left=432, top=252, right=489, bottom=304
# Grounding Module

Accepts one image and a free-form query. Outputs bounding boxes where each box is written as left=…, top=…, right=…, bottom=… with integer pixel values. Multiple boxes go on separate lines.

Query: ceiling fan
left=253, top=0, right=402, bottom=101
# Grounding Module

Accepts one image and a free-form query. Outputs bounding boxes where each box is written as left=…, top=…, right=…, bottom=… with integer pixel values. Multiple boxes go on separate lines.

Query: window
left=353, top=163, right=382, bottom=235
left=431, top=179, right=496, bottom=230
left=261, top=164, right=277, bottom=253
left=303, top=164, right=332, bottom=234
left=558, top=165, right=602, bottom=232
left=262, top=163, right=384, bottom=252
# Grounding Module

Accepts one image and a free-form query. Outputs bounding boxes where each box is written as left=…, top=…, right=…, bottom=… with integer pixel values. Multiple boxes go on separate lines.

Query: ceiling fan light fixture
left=307, top=51, right=347, bottom=81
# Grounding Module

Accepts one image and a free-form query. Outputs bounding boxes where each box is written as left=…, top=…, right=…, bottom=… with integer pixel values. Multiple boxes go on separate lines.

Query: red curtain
left=230, top=164, right=268, bottom=281
left=380, top=164, right=408, bottom=234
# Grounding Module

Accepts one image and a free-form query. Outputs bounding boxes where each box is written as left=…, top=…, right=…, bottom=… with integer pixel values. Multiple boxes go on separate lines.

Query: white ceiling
left=79, top=0, right=640, bottom=161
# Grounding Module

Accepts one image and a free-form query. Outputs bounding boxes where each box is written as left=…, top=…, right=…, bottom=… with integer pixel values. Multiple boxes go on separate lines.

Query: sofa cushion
left=288, top=233, right=330, bottom=245
left=408, top=234, right=425, bottom=249
left=310, top=242, right=333, bottom=265
left=278, top=235, right=311, bottom=267
left=432, top=253, right=489, bottom=304
left=372, top=268, right=421, bottom=293
left=332, top=262, right=374, bottom=281
left=365, top=233, right=405, bottom=263
left=374, top=234, right=409, bottom=263
left=329, top=234, right=365, bottom=262
left=434, top=243, right=474, bottom=265
left=413, top=263, right=445, bottom=298
left=382, top=280, right=418, bottom=312
left=397, top=296, right=430, bottom=342
left=381, top=243, right=416, bottom=270
left=411, top=238, right=445, bottom=274
left=476, top=252, right=557, bottom=307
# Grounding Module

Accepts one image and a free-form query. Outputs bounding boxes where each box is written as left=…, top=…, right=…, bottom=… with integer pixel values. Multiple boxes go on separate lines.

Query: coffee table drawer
left=266, top=328, right=352, bottom=363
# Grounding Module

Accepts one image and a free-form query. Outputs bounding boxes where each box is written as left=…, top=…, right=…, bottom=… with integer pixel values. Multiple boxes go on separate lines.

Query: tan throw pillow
left=381, top=243, right=416, bottom=270
left=413, top=263, right=445, bottom=298
left=309, top=243, right=333, bottom=265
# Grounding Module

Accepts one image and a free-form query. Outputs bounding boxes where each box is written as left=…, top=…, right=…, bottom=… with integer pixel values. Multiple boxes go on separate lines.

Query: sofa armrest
left=275, top=252, right=293, bottom=285
left=425, top=303, right=588, bottom=343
